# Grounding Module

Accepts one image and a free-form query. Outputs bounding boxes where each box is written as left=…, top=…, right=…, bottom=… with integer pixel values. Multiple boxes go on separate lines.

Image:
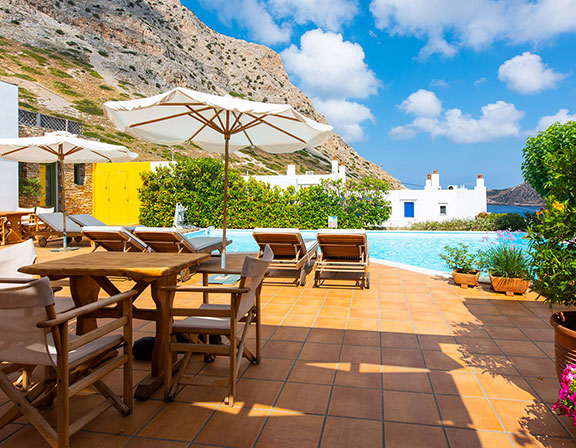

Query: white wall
left=246, top=161, right=346, bottom=191
left=385, top=174, right=487, bottom=227
left=0, top=81, right=19, bottom=210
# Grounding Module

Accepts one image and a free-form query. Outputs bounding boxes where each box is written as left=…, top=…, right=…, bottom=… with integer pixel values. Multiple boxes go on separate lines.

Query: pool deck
left=1, top=240, right=574, bottom=448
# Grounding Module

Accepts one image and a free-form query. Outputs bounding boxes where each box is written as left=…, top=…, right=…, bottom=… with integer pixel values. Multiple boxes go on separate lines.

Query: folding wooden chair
left=163, top=247, right=273, bottom=406
left=0, top=277, right=135, bottom=448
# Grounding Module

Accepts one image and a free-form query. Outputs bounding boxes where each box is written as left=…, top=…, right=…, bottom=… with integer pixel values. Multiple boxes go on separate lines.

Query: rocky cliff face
left=487, top=182, right=544, bottom=206
left=0, top=0, right=402, bottom=187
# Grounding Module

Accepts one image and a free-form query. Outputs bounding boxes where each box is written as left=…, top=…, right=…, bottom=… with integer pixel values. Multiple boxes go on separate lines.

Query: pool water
left=187, top=229, right=529, bottom=274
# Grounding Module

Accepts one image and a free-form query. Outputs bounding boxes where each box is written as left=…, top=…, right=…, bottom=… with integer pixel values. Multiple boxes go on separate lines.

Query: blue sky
left=183, top=0, right=576, bottom=189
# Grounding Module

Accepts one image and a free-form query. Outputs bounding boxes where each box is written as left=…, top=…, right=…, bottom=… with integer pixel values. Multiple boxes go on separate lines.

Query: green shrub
left=493, top=213, right=526, bottom=231
left=72, top=99, right=103, bottom=115
left=48, top=67, right=72, bottom=78
left=479, top=244, right=530, bottom=279
left=14, top=73, right=36, bottom=81
left=440, top=244, right=478, bottom=274
left=138, top=158, right=391, bottom=229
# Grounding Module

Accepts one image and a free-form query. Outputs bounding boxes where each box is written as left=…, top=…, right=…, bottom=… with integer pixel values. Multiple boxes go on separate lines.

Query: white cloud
left=430, top=79, right=449, bottom=88
left=498, top=52, right=568, bottom=94
left=281, top=30, right=380, bottom=142
left=370, top=0, right=576, bottom=57
left=391, top=93, right=524, bottom=143
left=532, top=108, right=576, bottom=133
left=474, top=77, right=487, bottom=86
left=198, top=0, right=291, bottom=45
left=269, top=0, right=358, bottom=31
left=282, top=29, right=380, bottom=99
left=315, top=99, right=374, bottom=141
left=399, top=89, right=442, bottom=117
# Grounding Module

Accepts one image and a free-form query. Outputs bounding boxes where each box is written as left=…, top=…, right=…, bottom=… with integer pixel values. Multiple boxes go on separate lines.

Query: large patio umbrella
left=103, top=87, right=334, bottom=267
left=0, top=131, right=138, bottom=249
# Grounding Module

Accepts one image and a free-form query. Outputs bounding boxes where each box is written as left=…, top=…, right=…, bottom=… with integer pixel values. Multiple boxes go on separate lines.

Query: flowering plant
left=552, top=364, right=576, bottom=425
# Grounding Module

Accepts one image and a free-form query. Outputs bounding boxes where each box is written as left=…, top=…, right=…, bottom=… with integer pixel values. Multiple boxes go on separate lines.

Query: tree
left=522, top=120, right=576, bottom=203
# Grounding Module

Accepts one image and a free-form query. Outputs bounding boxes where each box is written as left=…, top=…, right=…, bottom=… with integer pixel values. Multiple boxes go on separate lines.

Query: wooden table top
left=0, top=211, right=31, bottom=217
left=196, top=252, right=259, bottom=275
left=19, top=252, right=210, bottom=280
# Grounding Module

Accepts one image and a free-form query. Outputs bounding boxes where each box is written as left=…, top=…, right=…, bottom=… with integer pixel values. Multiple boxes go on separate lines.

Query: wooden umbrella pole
left=58, top=155, right=67, bottom=249
left=221, top=136, right=229, bottom=269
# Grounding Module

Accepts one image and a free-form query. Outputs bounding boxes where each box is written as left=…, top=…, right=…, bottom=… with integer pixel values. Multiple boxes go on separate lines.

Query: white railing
left=19, top=109, right=83, bottom=135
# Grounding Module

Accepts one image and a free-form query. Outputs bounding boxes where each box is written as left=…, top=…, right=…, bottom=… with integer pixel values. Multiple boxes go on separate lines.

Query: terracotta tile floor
left=1, top=241, right=575, bottom=447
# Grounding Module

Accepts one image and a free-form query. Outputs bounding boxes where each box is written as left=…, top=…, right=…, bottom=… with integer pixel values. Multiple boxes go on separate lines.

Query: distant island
left=487, top=182, right=544, bottom=206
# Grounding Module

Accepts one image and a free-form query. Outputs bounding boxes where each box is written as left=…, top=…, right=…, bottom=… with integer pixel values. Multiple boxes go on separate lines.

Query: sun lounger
left=82, top=226, right=150, bottom=252
left=314, top=229, right=370, bottom=289
left=33, top=213, right=83, bottom=247
left=252, top=228, right=318, bottom=286
left=70, top=214, right=106, bottom=227
left=134, top=227, right=231, bottom=254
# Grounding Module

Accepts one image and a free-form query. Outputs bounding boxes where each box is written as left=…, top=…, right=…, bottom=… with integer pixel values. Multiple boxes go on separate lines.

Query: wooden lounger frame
left=253, top=232, right=318, bottom=286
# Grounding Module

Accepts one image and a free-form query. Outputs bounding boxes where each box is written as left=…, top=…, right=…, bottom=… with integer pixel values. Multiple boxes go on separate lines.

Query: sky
left=183, top=0, right=576, bottom=189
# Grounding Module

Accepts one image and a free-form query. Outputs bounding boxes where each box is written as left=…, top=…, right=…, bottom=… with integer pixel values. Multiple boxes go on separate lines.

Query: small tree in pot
left=523, top=120, right=576, bottom=381
left=478, top=241, right=531, bottom=296
left=440, top=243, right=480, bottom=288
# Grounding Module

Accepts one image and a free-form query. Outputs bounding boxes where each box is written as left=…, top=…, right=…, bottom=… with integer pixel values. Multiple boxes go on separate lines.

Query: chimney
left=431, top=170, right=440, bottom=189
left=331, top=156, right=338, bottom=174
left=425, top=173, right=432, bottom=189
left=287, top=161, right=296, bottom=176
left=475, top=174, right=485, bottom=189
left=338, top=161, right=346, bottom=178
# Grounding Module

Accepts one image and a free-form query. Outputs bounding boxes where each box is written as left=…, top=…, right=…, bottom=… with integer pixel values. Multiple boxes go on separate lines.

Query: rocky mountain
left=487, top=182, right=544, bottom=206
left=0, top=0, right=402, bottom=188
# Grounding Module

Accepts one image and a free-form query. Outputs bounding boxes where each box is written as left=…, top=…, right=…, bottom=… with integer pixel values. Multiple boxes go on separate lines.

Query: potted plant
left=440, top=243, right=480, bottom=288
left=522, top=120, right=576, bottom=382
left=478, top=243, right=530, bottom=296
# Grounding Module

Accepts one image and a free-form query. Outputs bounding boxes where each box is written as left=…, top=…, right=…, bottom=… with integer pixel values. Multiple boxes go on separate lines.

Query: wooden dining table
left=0, top=211, right=30, bottom=245
left=19, top=251, right=209, bottom=400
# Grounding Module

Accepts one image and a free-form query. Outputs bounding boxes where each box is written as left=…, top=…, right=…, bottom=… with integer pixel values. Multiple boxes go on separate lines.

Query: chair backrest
left=17, top=207, right=35, bottom=213
left=70, top=214, right=106, bottom=227
left=82, top=226, right=149, bottom=252
left=0, top=239, right=37, bottom=279
left=0, top=277, right=55, bottom=366
left=36, top=207, right=54, bottom=214
left=134, top=227, right=194, bottom=253
left=253, top=228, right=307, bottom=259
left=37, top=213, right=83, bottom=234
left=236, top=246, right=272, bottom=321
left=316, top=229, right=368, bottom=260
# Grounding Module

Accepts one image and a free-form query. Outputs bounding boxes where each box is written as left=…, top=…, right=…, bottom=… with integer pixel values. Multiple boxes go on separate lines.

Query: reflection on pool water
left=186, top=229, right=528, bottom=274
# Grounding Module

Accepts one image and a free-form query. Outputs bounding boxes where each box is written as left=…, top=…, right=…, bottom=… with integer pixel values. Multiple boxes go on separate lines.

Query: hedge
left=138, top=157, right=391, bottom=229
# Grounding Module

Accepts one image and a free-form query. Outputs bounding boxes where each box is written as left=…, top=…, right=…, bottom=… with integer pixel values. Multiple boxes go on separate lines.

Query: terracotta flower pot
left=489, top=274, right=530, bottom=296
left=550, top=312, right=576, bottom=382
left=452, top=269, right=480, bottom=288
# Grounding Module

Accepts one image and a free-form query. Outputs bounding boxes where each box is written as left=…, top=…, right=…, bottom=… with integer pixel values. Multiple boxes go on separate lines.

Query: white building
left=245, top=157, right=346, bottom=190
left=0, top=81, right=20, bottom=210
left=385, top=171, right=487, bottom=227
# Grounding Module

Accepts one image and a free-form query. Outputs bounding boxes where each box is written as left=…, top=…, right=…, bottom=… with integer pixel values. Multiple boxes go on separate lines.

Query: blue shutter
left=404, top=202, right=415, bottom=218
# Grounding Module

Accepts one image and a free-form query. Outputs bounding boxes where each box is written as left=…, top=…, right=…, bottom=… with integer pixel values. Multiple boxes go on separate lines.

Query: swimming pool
left=187, top=230, right=528, bottom=274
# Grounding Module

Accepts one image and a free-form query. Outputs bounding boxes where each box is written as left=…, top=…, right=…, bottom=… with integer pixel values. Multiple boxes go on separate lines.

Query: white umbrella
left=104, top=87, right=333, bottom=267
left=0, top=131, right=138, bottom=249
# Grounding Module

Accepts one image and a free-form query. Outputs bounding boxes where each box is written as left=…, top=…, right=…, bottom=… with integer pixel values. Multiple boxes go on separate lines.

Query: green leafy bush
left=138, top=158, right=391, bottom=229
left=440, top=244, right=478, bottom=274
left=479, top=244, right=530, bottom=279
left=72, top=99, right=103, bottom=116
left=493, top=213, right=526, bottom=231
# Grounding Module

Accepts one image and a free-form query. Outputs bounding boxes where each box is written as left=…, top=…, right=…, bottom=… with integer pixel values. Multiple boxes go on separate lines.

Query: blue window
left=404, top=201, right=415, bottom=218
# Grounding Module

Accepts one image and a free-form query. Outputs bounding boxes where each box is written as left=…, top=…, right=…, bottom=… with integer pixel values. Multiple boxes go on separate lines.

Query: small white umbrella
left=104, top=87, right=333, bottom=267
left=0, top=131, right=138, bottom=249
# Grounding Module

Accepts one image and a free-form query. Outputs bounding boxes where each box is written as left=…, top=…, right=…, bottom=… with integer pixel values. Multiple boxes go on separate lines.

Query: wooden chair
left=314, top=229, right=370, bottom=289
left=253, top=228, right=318, bottom=286
left=82, top=226, right=150, bottom=253
left=134, top=227, right=231, bottom=254
left=0, top=277, right=135, bottom=448
left=163, top=246, right=273, bottom=406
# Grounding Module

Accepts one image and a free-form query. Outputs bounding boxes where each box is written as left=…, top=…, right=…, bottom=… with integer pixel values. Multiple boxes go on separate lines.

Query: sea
left=487, top=204, right=542, bottom=215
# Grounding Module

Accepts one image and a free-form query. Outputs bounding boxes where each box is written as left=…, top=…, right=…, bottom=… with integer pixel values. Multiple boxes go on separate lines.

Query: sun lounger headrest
left=253, top=228, right=300, bottom=233
left=134, top=226, right=180, bottom=233
left=82, top=226, right=127, bottom=233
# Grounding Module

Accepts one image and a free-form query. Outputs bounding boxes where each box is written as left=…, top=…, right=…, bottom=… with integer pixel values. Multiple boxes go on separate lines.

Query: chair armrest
left=37, top=290, right=138, bottom=328
left=162, top=286, right=250, bottom=294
